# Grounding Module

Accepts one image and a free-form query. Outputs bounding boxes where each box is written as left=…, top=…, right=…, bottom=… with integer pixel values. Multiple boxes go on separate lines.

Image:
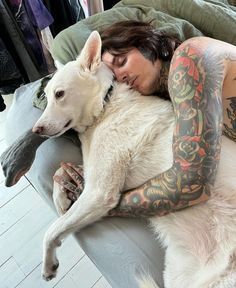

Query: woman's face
left=102, top=48, right=162, bottom=95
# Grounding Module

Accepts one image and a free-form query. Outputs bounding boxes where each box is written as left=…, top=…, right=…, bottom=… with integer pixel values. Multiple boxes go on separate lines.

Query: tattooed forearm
left=108, top=168, right=211, bottom=218
left=109, top=43, right=224, bottom=218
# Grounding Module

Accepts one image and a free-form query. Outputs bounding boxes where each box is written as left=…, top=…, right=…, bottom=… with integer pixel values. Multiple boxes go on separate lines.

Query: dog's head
left=32, top=31, right=113, bottom=137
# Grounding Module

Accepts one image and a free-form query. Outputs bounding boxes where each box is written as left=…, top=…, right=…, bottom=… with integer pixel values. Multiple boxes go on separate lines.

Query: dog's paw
left=42, top=258, right=59, bottom=281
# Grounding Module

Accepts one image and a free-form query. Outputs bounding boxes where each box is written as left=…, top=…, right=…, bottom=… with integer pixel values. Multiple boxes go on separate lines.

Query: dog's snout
left=32, top=126, right=44, bottom=135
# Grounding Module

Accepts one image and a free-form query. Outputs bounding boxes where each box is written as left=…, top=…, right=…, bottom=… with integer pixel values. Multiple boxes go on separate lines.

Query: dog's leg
left=42, top=183, right=121, bottom=280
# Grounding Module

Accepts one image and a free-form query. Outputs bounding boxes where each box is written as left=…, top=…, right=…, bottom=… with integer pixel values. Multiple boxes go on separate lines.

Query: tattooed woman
left=1, top=21, right=236, bottom=218
left=53, top=20, right=236, bottom=218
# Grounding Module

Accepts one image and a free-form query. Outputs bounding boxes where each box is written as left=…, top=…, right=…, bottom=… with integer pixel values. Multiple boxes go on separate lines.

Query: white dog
left=32, top=31, right=236, bottom=288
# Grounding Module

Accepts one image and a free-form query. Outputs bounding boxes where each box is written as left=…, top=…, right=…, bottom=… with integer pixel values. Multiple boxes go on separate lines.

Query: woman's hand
left=53, top=162, right=85, bottom=203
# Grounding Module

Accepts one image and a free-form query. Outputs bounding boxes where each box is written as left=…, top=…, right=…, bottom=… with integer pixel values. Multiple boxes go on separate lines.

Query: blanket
left=33, top=0, right=236, bottom=110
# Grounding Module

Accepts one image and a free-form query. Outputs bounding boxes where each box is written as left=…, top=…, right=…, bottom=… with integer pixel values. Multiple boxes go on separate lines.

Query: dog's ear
left=78, top=31, right=102, bottom=73
left=54, top=60, right=65, bottom=70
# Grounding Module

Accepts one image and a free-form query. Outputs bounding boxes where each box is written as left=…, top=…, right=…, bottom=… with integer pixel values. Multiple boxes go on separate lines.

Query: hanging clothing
left=6, top=0, right=49, bottom=74
left=68, top=0, right=85, bottom=22
left=0, top=38, right=21, bottom=86
left=24, top=0, right=54, bottom=31
left=0, top=36, right=21, bottom=110
left=43, top=0, right=85, bottom=37
left=0, top=0, right=85, bottom=102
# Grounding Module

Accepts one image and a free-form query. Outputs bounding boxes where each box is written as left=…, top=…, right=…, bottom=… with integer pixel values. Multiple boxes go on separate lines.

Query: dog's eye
left=55, top=90, right=64, bottom=99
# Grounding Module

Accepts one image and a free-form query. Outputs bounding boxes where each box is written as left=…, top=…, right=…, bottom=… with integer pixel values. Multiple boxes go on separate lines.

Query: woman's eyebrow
left=112, top=55, right=118, bottom=65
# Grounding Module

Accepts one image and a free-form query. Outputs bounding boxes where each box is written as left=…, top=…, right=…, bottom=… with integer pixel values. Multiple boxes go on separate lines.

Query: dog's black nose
left=32, top=126, right=44, bottom=134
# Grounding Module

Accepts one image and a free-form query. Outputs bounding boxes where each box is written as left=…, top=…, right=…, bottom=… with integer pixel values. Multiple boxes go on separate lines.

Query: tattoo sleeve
left=108, top=44, right=224, bottom=218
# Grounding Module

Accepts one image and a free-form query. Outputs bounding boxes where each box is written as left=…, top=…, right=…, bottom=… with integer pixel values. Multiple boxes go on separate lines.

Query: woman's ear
left=77, top=31, right=102, bottom=73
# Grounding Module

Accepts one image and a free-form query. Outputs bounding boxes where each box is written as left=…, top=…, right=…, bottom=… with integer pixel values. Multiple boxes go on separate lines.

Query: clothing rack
left=0, top=0, right=85, bottom=111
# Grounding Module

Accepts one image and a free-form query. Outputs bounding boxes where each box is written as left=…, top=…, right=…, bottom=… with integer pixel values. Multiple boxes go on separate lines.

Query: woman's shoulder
left=181, top=36, right=235, bottom=51
left=171, top=36, right=236, bottom=80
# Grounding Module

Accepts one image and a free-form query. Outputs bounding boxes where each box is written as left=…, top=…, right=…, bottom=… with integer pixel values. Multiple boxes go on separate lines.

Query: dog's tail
left=136, top=273, right=160, bottom=288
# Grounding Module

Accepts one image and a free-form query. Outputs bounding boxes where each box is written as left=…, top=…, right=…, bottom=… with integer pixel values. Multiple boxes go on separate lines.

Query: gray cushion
left=5, top=80, right=165, bottom=288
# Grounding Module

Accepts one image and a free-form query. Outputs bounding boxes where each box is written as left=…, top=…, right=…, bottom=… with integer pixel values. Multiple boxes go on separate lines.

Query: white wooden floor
left=0, top=95, right=111, bottom=288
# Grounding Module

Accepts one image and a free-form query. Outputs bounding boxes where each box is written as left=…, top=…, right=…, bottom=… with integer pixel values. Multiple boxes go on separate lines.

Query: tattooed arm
left=108, top=40, right=224, bottom=218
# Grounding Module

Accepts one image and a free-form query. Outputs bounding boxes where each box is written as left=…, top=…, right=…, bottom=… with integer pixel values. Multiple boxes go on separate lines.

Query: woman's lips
left=129, top=76, right=138, bottom=88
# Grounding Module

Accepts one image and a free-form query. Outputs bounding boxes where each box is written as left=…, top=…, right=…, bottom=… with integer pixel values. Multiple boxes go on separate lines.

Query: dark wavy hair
left=101, top=20, right=182, bottom=62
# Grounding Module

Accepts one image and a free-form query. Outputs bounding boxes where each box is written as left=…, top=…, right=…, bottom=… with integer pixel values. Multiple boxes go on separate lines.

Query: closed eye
left=114, top=55, right=127, bottom=67
left=118, top=57, right=127, bottom=67
left=55, top=90, right=64, bottom=99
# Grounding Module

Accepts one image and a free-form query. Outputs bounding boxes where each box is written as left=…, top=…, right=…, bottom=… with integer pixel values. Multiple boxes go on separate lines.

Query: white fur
left=33, top=31, right=236, bottom=287
left=137, top=274, right=161, bottom=288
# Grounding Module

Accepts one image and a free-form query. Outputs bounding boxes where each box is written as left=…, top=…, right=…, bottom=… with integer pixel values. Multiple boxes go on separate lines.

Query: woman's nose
left=114, top=68, right=127, bottom=83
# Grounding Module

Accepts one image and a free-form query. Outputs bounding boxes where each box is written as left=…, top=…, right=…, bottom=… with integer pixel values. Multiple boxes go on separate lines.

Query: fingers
left=60, top=162, right=84, bottom=185
left=53, top=162, right=84, bottom=197
left=67, top=163, right=84, bottom=177
left=67, top=191, right=78, bottom=202
left=53, top=175, right=77, bottom=193
left=53, top=174, right=80, bottom=204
